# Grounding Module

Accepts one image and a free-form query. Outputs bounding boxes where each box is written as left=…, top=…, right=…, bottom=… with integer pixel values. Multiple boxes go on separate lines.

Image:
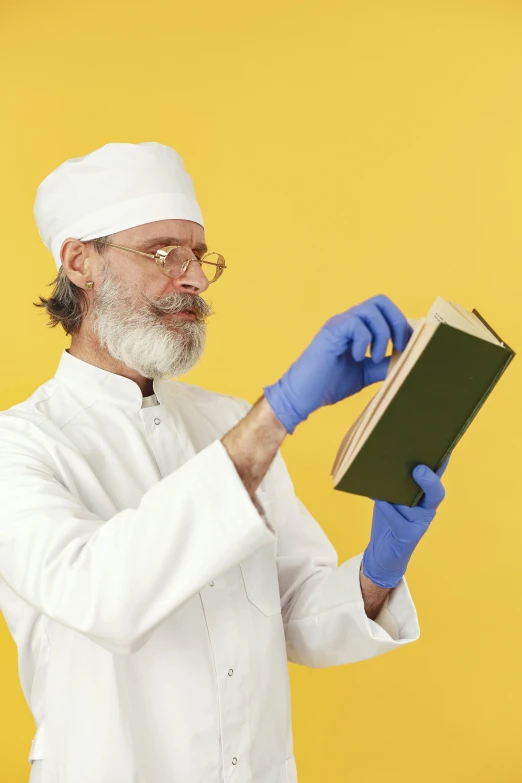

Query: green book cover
left=333, top=323, right=515, bottom=507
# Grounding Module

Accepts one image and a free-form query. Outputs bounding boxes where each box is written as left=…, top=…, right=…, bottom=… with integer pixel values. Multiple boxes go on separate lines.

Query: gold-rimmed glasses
left=96, top=240, right=226, bottom=284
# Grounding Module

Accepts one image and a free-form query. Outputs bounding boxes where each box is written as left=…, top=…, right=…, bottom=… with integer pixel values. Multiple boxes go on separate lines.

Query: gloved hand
left=361, top=455, right=450, bottom=589
left=263, top=294, right=413, bottom=434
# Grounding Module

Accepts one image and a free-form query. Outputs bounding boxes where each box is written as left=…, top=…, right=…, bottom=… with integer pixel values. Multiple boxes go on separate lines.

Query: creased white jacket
left=0, top=350, right=420, bottom=783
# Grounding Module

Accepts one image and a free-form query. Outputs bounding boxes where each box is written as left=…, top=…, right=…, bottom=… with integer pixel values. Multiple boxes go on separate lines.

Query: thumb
left=412, top=465, right=446, bottom=510
left=363, top=356, right=390, bottom=387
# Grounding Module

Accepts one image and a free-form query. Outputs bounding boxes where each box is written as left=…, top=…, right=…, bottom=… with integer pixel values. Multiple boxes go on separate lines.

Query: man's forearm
left=359, top=567, right=392, bottom=620
left=221, top=395, right=287, bottom=499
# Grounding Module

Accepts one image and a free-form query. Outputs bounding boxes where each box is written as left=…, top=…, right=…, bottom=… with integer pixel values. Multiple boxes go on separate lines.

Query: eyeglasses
left=96, top=240, right=226, bottom=284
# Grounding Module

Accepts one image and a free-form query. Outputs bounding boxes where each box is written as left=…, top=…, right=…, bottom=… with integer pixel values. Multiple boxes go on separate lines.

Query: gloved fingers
left=322, top=296, right=411, bottom=360
left=355, top=305, right=392, bottom=364
left=370, top=294, right=413, bottom=352
left=349, top=317, right=374, bottom=362
left=412, top=465, right=446, bottom=511
left=322, top=313, right=372, bottom=362
left=363, top=356, right=390, bottom=386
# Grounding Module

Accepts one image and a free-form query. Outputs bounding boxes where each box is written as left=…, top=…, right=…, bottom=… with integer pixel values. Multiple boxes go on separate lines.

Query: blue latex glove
left=263, top=295, right=413, bottom=434
left=361, top=455, right=450, bottom=589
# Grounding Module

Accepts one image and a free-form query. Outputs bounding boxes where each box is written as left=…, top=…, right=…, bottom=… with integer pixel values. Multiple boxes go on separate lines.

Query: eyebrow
left=136, top=236, right=208, bottom=254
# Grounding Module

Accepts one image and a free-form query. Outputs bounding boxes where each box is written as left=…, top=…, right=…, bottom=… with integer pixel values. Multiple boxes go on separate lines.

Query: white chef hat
left=34, top=141, right=205, bottom=270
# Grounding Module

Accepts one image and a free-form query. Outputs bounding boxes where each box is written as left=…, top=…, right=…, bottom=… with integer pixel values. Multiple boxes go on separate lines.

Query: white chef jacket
left=0, top=350, right=420, bottom=783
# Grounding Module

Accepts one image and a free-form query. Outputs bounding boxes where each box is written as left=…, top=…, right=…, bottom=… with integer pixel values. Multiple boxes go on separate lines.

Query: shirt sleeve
left=260, top=448, right=420, bottom=667
left=0, top=416, right=274, bottom=656
left=373, top=597, right=400, bottom=640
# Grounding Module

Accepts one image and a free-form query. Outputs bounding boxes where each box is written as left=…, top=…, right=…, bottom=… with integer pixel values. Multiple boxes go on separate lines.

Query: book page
left=330, top=409, right=365, bottom=476
left=426, top=297, right=500, bottom=345
left=450, top=302, right=503, bottom=345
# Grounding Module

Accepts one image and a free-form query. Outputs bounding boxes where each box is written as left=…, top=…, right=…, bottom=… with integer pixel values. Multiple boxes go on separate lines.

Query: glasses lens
left=163, top=247, right=193, bottom=279
left=200, top=252, right=225, bottom=283
left=163, top=248, right=225, bottom=283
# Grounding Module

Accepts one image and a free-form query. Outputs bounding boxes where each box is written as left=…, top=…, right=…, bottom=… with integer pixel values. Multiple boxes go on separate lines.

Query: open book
left=331, top=297, right=515, bottom=506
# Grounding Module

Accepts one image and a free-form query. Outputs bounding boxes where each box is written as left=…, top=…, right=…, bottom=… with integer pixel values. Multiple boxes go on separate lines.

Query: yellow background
left=1, top=0, right=522, bottom=781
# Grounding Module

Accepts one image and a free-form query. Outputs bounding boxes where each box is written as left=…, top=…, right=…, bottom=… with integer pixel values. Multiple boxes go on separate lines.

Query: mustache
left=142, top=291, right=215, bottom=321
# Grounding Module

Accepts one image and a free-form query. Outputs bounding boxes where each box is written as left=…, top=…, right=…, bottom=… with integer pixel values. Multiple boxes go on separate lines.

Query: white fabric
left=29, top=760, right=42, bottom=783
left=0, top=351, right=420, bottom=783
left=141, top=392, right=159, bottom=408
left=33, top=142, right=204, bottom=270
left=29, top=759, right=44, bottom=783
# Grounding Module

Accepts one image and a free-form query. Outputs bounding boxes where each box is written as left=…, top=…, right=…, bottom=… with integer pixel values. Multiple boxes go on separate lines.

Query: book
left=331, top=297, right=515, bottom=506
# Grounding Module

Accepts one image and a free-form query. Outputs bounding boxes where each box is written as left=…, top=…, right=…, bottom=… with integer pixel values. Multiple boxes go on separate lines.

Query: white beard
left=91, top=269, right=214, bottom=379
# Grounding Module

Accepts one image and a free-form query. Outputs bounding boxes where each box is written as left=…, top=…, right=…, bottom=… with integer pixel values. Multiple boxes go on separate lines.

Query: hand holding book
left=362, top=454, right=450, bottom=588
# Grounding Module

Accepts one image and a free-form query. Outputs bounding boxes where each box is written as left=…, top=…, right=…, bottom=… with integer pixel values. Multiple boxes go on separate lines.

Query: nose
left=173, top=257, right=210, bottom=294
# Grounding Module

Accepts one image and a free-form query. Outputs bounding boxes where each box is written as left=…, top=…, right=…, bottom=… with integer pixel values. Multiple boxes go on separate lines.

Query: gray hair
left=34, top=236, right=112, bottom=335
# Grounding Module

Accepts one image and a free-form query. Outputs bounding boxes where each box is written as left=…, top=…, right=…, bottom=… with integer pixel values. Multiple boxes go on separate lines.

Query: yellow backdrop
left=1, top=0, right=521, bottom=781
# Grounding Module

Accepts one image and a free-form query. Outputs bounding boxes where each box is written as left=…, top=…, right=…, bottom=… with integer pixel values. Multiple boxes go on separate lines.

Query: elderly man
left=0, top=142, right=448, bottom=783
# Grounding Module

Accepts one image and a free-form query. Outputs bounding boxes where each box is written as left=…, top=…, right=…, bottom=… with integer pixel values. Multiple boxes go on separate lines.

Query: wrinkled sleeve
left=0, top=416, right=274, bottom=656
left=260, top=448, right=420, bottom=667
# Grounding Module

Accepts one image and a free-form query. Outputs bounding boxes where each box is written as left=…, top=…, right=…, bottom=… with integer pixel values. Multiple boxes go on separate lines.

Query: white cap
left=34, top=141, right=205, bottom=270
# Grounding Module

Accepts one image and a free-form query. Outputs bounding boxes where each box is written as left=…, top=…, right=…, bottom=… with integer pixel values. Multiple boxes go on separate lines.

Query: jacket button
left=232, top=758, right=238, bottom=765
left=209, top=581, right=214, bottom=587
left=228, top=669, right=234, bottom=676
left=154, top=417, right=160, bottom=425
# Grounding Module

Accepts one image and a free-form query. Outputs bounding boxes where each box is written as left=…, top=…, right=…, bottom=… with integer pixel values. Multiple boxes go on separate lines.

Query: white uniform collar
left=54, top=349, right=163, bottom=410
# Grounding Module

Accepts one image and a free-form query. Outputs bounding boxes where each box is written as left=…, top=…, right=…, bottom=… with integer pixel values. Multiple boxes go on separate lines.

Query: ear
left=60, top=238, right=95, bottom=290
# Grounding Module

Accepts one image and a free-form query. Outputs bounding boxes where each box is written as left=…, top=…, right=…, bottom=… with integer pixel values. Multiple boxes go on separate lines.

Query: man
left=0, top=142, right=448, bottom=783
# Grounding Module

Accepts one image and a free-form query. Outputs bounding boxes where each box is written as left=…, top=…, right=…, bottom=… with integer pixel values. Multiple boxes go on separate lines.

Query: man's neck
left=69, top=331, right=154, bottom=397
